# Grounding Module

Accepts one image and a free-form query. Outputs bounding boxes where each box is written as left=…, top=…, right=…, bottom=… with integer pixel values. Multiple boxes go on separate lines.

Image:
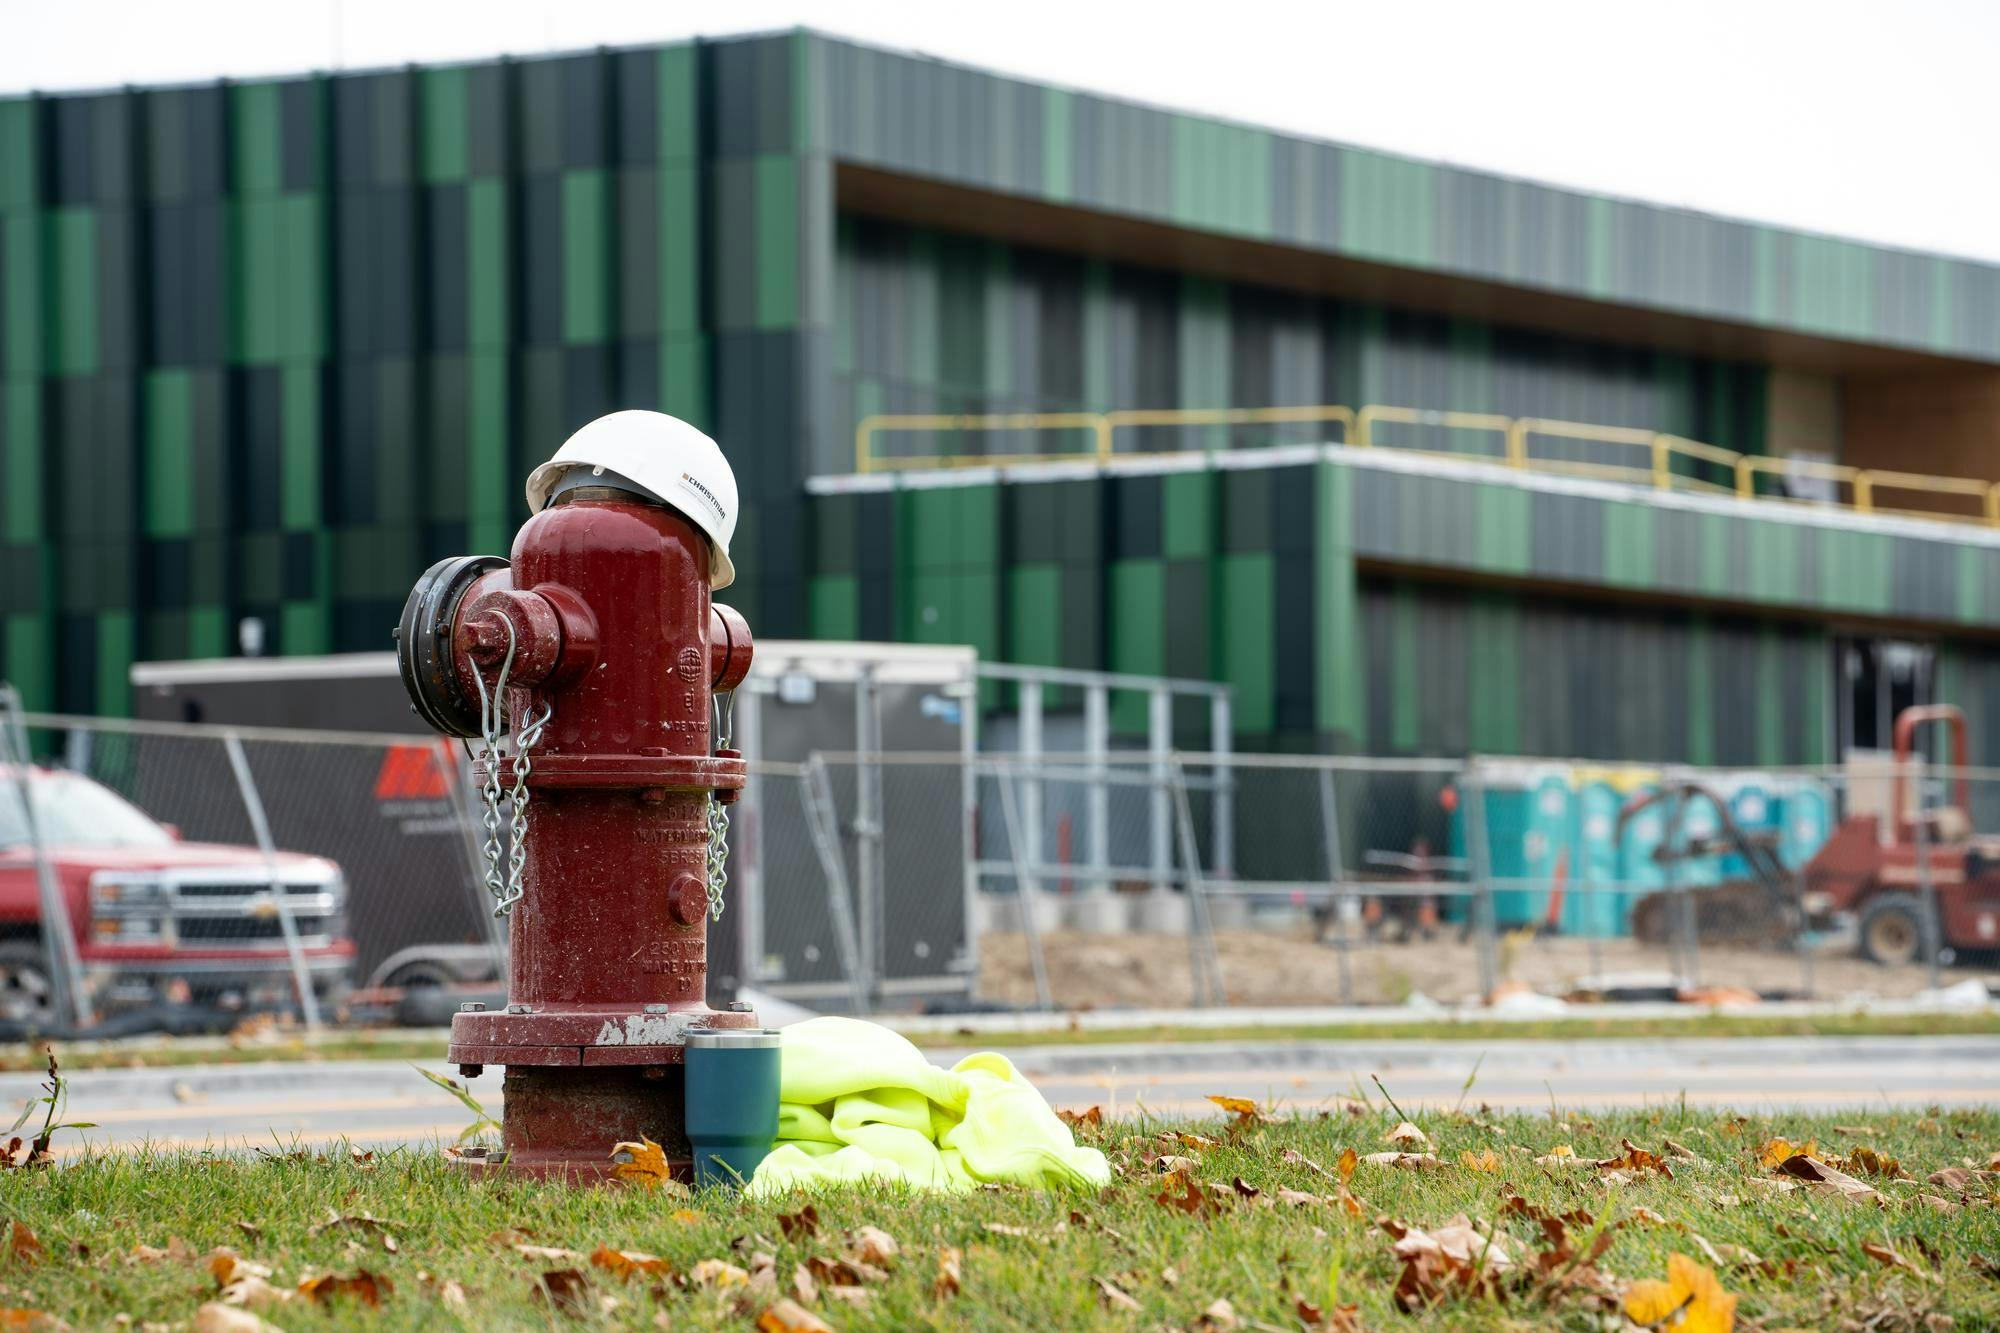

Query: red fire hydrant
left=393, top=411, right=756, bottom=1177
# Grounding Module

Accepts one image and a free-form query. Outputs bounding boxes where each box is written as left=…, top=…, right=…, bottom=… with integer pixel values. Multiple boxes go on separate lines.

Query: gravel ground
left=977, top=926, right=1996, bottom=1009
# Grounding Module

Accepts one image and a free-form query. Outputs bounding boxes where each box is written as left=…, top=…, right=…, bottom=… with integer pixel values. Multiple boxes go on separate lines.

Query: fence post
left=220, top=731, right=322, bottom=1031
left=1316, top=765, right=1354, bottom=1005
left=800, top=758, right=870, bottom=1014
left=1169, top=757, right=1227, bottom=1006
left=0, top=687, right=94, bottom=1028
left=1210, top=695, right=1234, bottom=880
left=853, top=668, right=884, bottom=998
left=994, top=763, right=1054, bottom=1012
left=1085, top=684, right=1110, bottom=890
left=1149, top=688, right=1172, bottom=893
left=1021, top=682, right=1044, bottom=897
left=1462, top=765, right=1499, bottom=1001
left=1912, top=799, right=1943, bottom=993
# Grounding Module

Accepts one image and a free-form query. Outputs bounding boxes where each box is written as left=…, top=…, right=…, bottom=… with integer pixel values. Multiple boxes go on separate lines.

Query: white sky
left=7, top=0, right=1998, bottom=264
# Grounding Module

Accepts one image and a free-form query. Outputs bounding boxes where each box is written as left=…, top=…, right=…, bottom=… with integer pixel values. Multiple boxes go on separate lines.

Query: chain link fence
left=3, top=699, right=1993, bottom=1030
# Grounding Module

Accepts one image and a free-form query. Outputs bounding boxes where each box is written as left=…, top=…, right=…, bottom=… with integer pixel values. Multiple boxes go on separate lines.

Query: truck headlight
left=89, top=875, right=170, bottom=940
left=1800, top=891, right=1833, bottom=916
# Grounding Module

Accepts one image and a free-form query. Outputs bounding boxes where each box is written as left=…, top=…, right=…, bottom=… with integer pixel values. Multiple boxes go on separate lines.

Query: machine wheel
left=0, top=942, right=57, bottom=1025
left=1858, top=893, right=1934, bottom=967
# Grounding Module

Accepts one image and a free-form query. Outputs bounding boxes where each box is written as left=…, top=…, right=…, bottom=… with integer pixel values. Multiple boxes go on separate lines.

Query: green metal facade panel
left=0, top=34, right=836, bottom=711
left=810, top=449, right=2000, bottom=758
left=832, top=215, right=1772, bottom=478
left=810, top=33, right=2000, bottom=365
left=6, top=30, right=2000, bottom=739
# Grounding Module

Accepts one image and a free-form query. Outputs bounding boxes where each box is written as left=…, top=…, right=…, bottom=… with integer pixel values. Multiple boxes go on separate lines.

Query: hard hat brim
left=525, top=458, right=736, bottom=591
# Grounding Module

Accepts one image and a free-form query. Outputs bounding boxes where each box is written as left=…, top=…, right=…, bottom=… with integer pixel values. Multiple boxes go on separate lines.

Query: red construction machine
left=1622, top=704, right=2000, bottom=965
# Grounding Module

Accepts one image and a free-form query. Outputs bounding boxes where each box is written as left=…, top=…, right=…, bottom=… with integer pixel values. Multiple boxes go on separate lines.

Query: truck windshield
left=0, top=771, right=175, bottom=850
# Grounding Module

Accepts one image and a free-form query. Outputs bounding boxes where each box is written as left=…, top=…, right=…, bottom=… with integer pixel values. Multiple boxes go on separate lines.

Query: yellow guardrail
left=853, top=404, right=2000, bottom=527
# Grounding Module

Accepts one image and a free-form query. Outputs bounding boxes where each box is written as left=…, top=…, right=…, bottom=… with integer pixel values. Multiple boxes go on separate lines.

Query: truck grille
left=179, top=917, right=332, bottom=943
left=175, top=882, right=326, bottom=898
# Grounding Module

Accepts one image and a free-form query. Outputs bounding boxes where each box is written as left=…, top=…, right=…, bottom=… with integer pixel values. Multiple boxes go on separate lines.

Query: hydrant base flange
left=448, top=1006, right=760, bottom=1065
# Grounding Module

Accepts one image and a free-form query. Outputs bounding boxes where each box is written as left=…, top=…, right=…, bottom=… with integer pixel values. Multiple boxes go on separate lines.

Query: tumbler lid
left=686, top=1027, right=782, bottom=1049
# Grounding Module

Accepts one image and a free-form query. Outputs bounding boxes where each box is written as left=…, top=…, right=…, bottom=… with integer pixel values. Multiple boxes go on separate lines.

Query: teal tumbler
left=684, top=1028, right=783, bottom=1190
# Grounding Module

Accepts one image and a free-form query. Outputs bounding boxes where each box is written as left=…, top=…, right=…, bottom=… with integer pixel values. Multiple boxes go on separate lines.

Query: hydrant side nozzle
left=708, top=603, right=754, bottom=694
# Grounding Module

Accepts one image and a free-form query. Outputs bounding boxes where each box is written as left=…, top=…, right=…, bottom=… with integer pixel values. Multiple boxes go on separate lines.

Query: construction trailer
left=126, top=647, right=1234, bottom=1010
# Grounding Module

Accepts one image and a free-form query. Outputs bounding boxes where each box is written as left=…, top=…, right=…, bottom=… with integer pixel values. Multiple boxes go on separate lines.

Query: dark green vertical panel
left=1215, top=552, right=1272, bottom=734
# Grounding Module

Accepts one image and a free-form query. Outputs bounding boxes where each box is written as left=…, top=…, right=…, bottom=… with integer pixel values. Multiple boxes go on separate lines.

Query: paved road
left=5, top=1035, right=1993, bottom=1154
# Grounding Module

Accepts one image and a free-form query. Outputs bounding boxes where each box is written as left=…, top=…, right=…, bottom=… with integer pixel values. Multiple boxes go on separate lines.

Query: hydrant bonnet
left=523, top=410, right=739, bottom=590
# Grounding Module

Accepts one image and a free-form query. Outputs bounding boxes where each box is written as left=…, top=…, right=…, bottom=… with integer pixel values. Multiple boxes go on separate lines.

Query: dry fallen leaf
left=1153, top=1172, right=1221, bottom=1218
left=1337, top=1148, right=1358, bottom=1183
left=1058, top=1105, right=1103, bottom=1131
left=192, top=1304, right=279, bottom=1333
left=513, top=1243, right=583, bottom=1262
left=691, top=1258, right=751, bottom=1289
left=530, top=1269, right=592, bottom=1318
left=1384, top=1121, right=1430, bottom=1147
left=1196, top=1297, right=1240, bottom=1329
left=1623, top=1252, right=1736, bottom=1333
left=1093, top=1276, right=1140, bottom=1311
left=756, top=1299, right=833, bottom=1333
left=1861, top=1241, right=1935, bottom=1281
left=217, top=1275, right=292, bottom=1313
left=1459, top=1149, right=1501, bottom=1173
left=297, top=1269, right=392, bottom=1309
left=1775, top=1154, right=1883, bottom=1206
left=777, top=1205, right=820, bottom=1241
left=309, top=1212, right=399, bottom=1252
left=609, top=1136, right=680, bottom=1192
left=846, top=1226, right=899, bottom=1267
left=590, top=1246, right=671, bottom=1280
left=1757, top=1137, right=1817, bottom=1170
left=6, top=1223, right=43, bottom=1267
left=934, top=1246, right=962, bottom=1299
left=1361, top=1151, right=1442, bottom=1170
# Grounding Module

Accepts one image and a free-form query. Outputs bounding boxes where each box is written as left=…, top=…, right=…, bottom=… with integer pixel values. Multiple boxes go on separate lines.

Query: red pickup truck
left=0, top=765, right=356, bottom=1023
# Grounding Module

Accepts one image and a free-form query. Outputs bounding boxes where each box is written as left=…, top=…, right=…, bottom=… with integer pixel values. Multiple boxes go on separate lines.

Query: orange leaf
left=757, top=1300, right=833, bottom=1333
left=1459, top=1149, right=1501, bottom=1173
left=934, top=1246, right=963, bottom=1299
left=589, top=1246, right=670, bottom=1279
left=1623, top=1253, right=1735, bottom=1332
left=1207, top=1095, right=1258, bottom=1116
left=0, top=1312, right=66, bottom=1332
left=5, top=1224, right=41, bottom=1267
left=1757, top=1137, right=1815, bottom=1170
left=1336, top=1148, right=1358, bottom=1183
left=609, top=1136, right=675, bottom=1191
left=297, top=1270, right=392, bottom=1309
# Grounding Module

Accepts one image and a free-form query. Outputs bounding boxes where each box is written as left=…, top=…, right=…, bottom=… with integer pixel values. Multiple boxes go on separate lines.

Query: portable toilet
left=1675, top=785, right=1726, bottom=887
left=1778, top=777, right=1834, bottom=869
left=1618, top=782, right=1669, bottom=903
left=1569, top=766, right=1659, bottom=937
left=1720, top=773, right=1778, bottom=879
left=1452, top=761, right=1571, bottom=929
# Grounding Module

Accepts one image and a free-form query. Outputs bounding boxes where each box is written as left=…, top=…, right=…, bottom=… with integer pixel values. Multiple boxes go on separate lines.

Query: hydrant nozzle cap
left=523, top=410, right=739, bottom=591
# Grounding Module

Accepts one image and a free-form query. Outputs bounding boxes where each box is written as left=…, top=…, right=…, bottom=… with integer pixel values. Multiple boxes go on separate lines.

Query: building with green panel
left=6, top=30, right=2000, bottom=766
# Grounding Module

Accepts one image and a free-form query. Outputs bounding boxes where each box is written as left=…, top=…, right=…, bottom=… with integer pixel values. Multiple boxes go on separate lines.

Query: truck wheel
left=0, top=943, right=57, bottom=1025
left=1858, top=894, right=1934, bottom=967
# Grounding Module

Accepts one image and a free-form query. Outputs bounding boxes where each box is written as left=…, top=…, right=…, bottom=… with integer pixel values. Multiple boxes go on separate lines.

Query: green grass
left=1, top=1105, right=1994, bottom=1329
left=7, top=1009, right=1998, bottom=1073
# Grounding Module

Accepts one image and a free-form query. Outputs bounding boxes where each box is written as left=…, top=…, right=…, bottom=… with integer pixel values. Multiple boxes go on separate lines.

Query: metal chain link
left=499, top=698, right=552, bottom=915
left=705, top=691, right=737, bottom=922
left=465, top=617, right=551, bottom=918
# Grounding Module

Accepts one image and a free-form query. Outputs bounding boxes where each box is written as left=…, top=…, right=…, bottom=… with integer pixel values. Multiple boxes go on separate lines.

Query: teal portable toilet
left=1722, top=774, right=1777, bottom=879
left=1779, top=778, right=1833, bottom=869
left=1676, top=788, right=1725, bottom=887
left=1568, top=767, right=1657, bottom=937
left=1618, top=784, right=1668, bottom=909
left=1459, top=762, right=1570, bottom=929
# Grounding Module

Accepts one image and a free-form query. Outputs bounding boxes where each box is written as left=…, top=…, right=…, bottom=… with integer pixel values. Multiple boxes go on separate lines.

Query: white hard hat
left=524, top=411, right=739, bottom=590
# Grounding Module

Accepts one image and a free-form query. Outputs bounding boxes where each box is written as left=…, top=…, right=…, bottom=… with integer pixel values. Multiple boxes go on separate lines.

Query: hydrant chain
left=500, top=697, right=553, bottom=915
left=467, top=619, right=518, bottom=913
left=705, top=691, right=736, bottom=921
